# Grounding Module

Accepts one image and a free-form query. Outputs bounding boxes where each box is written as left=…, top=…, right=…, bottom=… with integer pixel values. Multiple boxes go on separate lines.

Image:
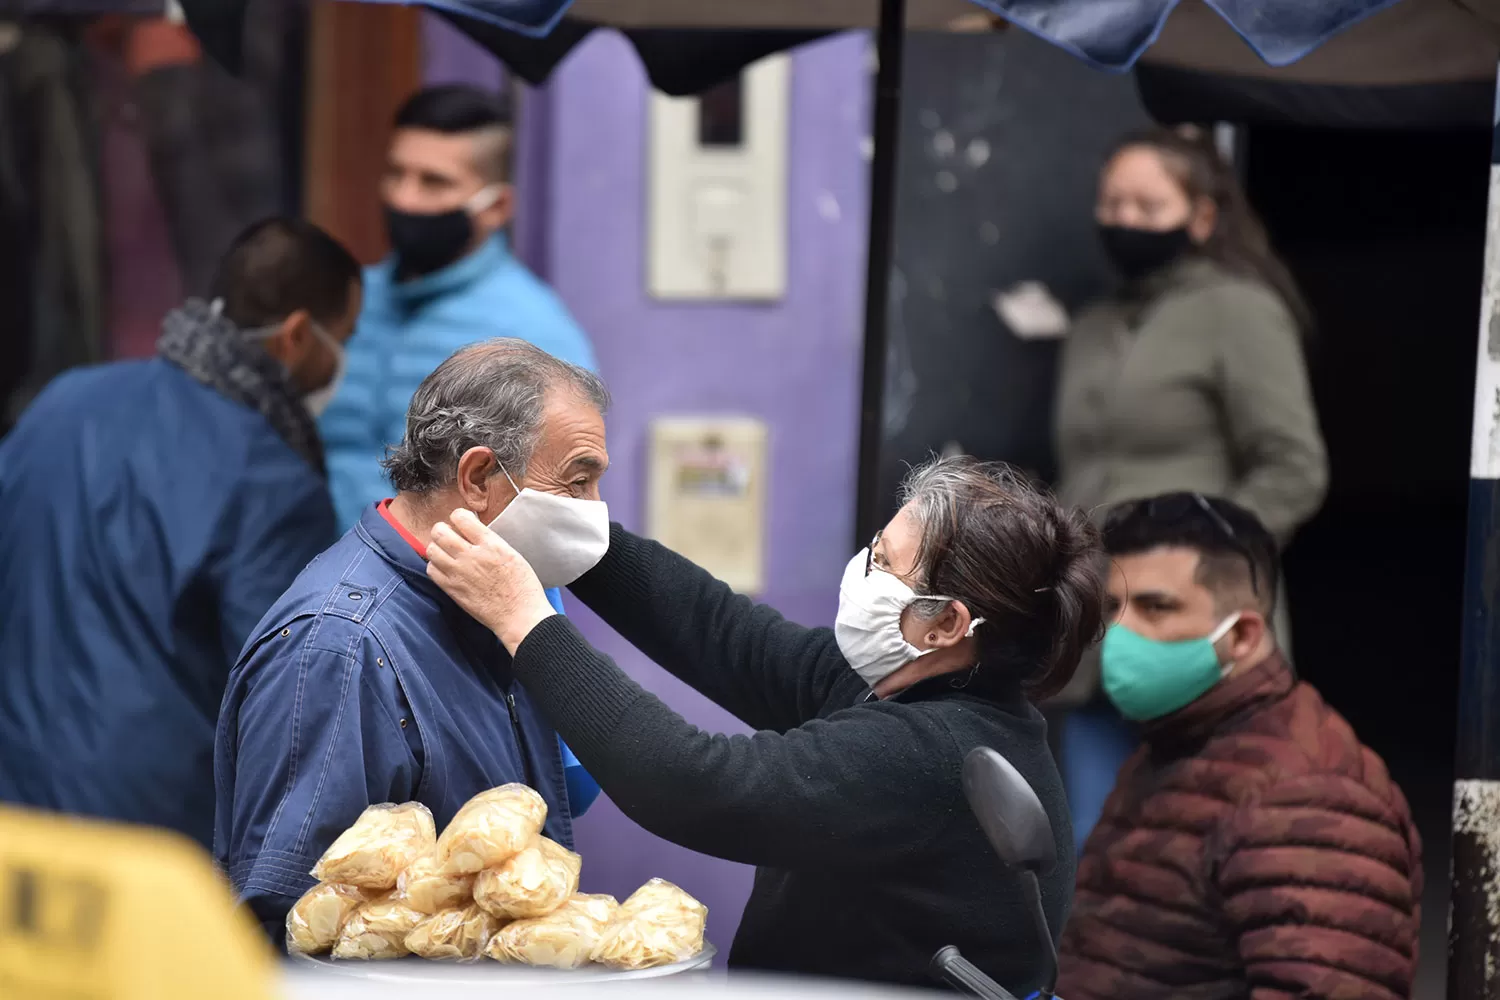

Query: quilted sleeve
left=1213, top=766, right=1422, bottom=1000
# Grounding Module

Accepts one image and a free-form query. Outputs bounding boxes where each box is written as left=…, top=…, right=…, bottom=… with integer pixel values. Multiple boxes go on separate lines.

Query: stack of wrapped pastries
left=285, top=784, right=708, bottom=970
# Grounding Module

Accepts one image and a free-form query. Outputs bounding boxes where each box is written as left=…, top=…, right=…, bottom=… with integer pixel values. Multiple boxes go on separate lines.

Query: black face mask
left=385, top=205, right=475, bottom=279
left=1097, top=224, right=1193, bottom=283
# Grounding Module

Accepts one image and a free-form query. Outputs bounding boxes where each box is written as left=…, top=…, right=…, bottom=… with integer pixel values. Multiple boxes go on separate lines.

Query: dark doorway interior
left=1246, top=125, right=1491, bottom=999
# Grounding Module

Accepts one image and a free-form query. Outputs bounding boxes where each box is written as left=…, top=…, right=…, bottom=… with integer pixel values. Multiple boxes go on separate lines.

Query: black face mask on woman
left=385, top=185, right=503, bottom=278
left=1097, top=224, right=1193, bottom=283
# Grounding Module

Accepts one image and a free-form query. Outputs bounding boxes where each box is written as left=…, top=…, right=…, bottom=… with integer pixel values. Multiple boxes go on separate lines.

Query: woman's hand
left=427, top=509, right=559, bottom=654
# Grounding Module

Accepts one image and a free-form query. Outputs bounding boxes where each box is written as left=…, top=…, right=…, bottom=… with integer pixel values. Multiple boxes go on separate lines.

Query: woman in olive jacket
left=1051, top=126, right=1327, bottom=846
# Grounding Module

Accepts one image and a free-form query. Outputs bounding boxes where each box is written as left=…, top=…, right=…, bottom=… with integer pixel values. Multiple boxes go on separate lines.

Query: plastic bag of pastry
left=285, top=882, right=367, bottom=955
left=590, top=879, right=708, bottom=971
left=473, top=836, right=581, bottom=920
left=485, top=893, right=619, bottom=969
left=434, top=784, right=547, bottom=875
left=395, top=849, right=476, bottom=914
left=403, top=902, right=502, bottom=961
left=311, top=802, right=437, bottom=890
left=330, top=894, right=425, bottom=960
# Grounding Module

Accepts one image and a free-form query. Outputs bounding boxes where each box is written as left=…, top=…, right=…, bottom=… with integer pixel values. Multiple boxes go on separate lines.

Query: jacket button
left=377, top=658, right=385, bottom=667
left=280, top=628, right=290, bottom=637
left=399, top=718, right=408, bottom=728
left=350, top=592, right=363, bottom=601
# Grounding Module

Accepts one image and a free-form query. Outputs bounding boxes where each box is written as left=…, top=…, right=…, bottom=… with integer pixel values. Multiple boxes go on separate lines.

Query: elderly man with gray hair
left=214, top=338, right=611, bottom=946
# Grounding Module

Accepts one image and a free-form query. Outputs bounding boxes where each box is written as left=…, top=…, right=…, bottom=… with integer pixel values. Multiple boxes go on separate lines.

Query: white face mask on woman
left=486, top=464, right=610, bottom=588
left=834, top=548, right=985, bottom=687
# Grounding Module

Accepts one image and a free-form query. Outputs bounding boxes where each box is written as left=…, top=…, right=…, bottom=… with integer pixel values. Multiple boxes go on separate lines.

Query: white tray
left=287, top=944, right=716, bottom=985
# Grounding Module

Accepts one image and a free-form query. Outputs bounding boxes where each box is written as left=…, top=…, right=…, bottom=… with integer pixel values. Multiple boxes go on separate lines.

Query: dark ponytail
left=1026, top=504, right=1108, bottom=701
left=1107, top=126, right=1315, bottom=343
left=902, top=457, right=1107, bottom=702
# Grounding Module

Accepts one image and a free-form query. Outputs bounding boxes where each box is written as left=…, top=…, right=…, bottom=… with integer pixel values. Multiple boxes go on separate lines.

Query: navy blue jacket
left=214, top=503, right=573, bottom=942
left=0, top=360, right=336, bottom=849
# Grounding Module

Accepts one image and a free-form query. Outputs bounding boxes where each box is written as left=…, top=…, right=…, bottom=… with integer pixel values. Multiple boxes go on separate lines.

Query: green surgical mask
left=1100, top=613, right=1241, bottom=722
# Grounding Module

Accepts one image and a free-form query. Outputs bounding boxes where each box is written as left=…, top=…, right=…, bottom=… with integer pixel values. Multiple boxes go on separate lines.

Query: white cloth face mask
left=299, top=321, right=347, bottom=418
left=231, top=302, right=347, bottom=418
left=486, top=464, right=610, bottom=588
left=834, top=548, right=985, bottom=687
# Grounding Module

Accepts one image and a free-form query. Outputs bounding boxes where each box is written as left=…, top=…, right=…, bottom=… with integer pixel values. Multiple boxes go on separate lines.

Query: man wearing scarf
left=0, top=217, right=361, bottom=851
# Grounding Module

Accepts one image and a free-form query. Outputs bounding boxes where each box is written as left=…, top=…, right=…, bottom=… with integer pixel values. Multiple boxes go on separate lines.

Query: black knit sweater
left=511, top=524, right=1075, bottom=991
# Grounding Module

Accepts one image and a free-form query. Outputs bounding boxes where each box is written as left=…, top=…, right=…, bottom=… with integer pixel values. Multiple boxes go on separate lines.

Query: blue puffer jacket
left=321, top=233, right=597, bottom=532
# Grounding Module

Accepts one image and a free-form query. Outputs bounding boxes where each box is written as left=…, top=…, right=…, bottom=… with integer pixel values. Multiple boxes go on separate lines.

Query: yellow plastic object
left=591, top=879, right=708, bottom=971
left=472, top=836, right=581, bottom=920
left=0, top=803, right=274, bottom=1000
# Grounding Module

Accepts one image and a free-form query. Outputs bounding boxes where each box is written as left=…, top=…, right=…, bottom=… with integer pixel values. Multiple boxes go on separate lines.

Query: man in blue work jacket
left=318, top=83, right=601, bottom=822
left=0, top=217, right=362, bottom=850
left=216, top=339, right=610, bottom=944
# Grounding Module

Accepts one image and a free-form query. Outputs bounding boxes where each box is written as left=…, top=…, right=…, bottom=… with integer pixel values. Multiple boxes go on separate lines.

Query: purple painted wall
left=545, top=31, right=871, bottom=953
left=422, top=16, right=504, bottom=92
left=423, top=26, right=872, bottom=952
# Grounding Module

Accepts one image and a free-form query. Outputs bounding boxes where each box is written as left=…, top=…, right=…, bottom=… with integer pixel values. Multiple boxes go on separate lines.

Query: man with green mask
left=1056, top=493, right=1422, bottom=1000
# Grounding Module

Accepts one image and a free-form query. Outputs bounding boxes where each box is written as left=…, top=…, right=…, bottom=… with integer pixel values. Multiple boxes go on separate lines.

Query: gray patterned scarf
left=156, top=299, right=324, bottom=473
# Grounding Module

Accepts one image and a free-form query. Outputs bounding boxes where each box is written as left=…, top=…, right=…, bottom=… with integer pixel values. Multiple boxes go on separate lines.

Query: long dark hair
left=1107, top=126, right=1315, bottom=340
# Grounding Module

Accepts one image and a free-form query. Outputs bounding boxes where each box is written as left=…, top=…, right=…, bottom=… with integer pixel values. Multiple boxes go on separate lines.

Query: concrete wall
left=423, top=24, right=872, bottom=952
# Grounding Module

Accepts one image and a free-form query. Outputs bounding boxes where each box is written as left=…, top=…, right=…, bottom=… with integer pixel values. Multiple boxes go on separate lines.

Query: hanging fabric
left=0, top=22, right=106, bottom=432
left=130, top=11, right=288, bottom=297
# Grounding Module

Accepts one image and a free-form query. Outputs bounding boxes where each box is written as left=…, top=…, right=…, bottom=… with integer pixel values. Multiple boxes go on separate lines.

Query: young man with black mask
left=321, top=85, right=597, bottom=534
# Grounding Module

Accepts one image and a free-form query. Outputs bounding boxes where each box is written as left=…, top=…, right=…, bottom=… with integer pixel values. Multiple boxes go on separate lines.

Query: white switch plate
left=646, top=55, right=791, bottom=301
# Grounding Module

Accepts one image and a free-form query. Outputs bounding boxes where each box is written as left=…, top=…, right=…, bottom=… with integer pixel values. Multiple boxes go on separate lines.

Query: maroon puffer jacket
left=1057, top=653, right=1422, bottom=1000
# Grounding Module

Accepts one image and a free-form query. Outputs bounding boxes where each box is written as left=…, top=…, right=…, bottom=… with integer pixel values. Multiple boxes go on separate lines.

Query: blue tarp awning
left=316, top=0, right=1410, bottom=71
left=972, top=0, right=1406, bottom=71
left=176, top=0, right=1497, bottom=117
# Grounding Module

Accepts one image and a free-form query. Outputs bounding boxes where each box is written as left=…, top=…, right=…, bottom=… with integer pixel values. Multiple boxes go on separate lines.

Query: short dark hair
left=209, top=217, right=361, bottom=330
left=393, top=85, right=512, bottom=182
left=1102, top=493, right=1280, bottom=614
left=900, top=457, right=1107, bottom=701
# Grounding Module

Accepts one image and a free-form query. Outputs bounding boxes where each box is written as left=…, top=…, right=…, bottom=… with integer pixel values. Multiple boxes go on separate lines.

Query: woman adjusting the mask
left=425, top=457, right=1105, bottom=991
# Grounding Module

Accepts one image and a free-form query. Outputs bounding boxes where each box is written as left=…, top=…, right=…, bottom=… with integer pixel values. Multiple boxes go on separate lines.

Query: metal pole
left=852, top=0, right=907, bottom=549
left=1449, top=64, right=1500, bottom=1000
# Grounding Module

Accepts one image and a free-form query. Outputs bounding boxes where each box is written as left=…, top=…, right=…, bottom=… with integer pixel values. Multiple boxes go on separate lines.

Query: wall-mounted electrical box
left=646, top=55, right=791, bottom=301
left=646, top=416, right=768, bottom=595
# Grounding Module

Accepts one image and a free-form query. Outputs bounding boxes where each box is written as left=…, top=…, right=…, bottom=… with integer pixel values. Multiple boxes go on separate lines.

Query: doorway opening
left=1247, top=124, right=1491, bottom=999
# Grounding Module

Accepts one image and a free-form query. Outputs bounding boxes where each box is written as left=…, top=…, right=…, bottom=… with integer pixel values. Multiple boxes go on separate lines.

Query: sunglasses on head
left=1131, top=493, right=1261, bottom=596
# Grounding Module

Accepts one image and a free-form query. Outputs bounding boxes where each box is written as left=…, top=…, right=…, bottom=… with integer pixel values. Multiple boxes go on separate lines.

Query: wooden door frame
left=303, top=0, right=423, bottom=264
